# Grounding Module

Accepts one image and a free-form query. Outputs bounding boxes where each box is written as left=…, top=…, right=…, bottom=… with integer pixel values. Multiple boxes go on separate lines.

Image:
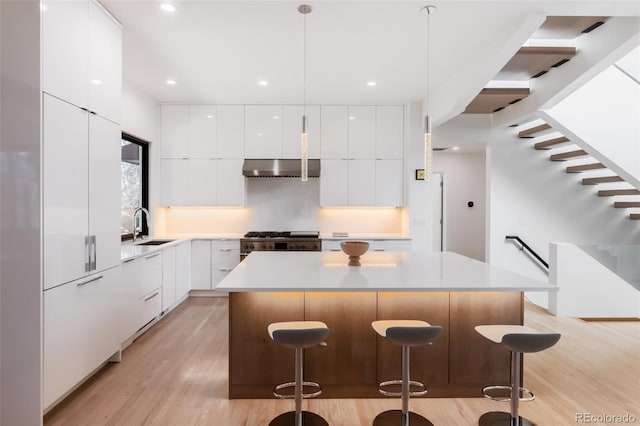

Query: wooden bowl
left=340, top=241, right=370, bottom=266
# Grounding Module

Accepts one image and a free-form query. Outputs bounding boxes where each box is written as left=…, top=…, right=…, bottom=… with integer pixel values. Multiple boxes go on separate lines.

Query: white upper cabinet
left=160, top=159, right=189, bottom=206
left=375, top=159, right=404, bottom=207
left=42, top=0, right=121, bottom=123
left=347, top=160, right=376, bottom=206
left=348, top=106, right=376, bottom=159
left=217, top=159, right=246, bottom=206
left=320, top=106, right=349, bottom=159
left=282, top=105, right=321, bottom=159
left=42, top=0, right=89, bottom=112
left=320, top=159, right=348, bottom=206
left=217, top=105, right=245, bottom=159
left=160, top=105, right=189, bottom=159
left=88, top=1, right=122, bottom=124
left=189, top=105, right=217, bottom=158
left=245, top=105, right=283, bottom=158
left=376, top=106, right=404, bottom=159
left=188, top=159, right=218, bottom=205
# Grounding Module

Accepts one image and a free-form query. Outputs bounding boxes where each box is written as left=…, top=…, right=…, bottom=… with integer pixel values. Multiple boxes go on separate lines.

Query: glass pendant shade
left=301, top=115, right=309, bottom=182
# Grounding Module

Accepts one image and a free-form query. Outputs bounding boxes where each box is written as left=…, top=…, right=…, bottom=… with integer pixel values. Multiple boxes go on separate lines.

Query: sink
left=135, top=239, right=176, bottom=246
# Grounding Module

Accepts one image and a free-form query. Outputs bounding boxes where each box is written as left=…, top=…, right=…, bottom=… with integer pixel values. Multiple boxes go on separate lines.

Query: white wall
left=0, top=1, right=43, bottom=424
left=487, top=126, right=640, bottom=308
left=121, top=79, right=159, bottom=144
left=121, top=79, right=160, bottom=234
left=542, top=64, right=640, bottom=186
left=434, top=151, right=487, bottom=261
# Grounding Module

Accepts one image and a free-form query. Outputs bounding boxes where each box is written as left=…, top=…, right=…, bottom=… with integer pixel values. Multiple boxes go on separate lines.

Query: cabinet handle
left=123, top=258, right=136, bottom=264
left=84, top=236, right=91, bottom=272
left=219, top=268, right=232, bottom=272
left=80, top=107, right=89, bottom=113
left=89, top=235, right=97, bottom=271
left=374, top=248, right=385, bottom=252
left=220, top=248, right=232, bottom=252
left=330, top=249, right=341, bottom=252
left=77, top=275, right=103, bottom=287
left=90, top=110, right=97, bottom=115
left=145, top=253, right=160, bottom=260
left=144, top=292, right=160, bottom=302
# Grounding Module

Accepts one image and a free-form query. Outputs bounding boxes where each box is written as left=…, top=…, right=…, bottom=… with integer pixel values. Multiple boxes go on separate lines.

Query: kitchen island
left=217, top=251, right=556, bottom=399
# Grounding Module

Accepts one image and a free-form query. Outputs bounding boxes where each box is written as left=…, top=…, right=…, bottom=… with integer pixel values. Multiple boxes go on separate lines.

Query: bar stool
left=268, top=321, right=330, bottom=426
left=475, top=325, right=561, bottom=426
left=372, top=320, right=443, bottom=426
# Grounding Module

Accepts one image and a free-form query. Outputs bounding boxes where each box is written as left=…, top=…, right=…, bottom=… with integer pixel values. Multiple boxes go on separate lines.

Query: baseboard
left=580, top=317, right=640, bottom=322
left=189, top=290, right=229, bottom=298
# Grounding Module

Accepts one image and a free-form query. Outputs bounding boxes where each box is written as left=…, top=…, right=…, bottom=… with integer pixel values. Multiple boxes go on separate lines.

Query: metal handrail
left=505, top=236, right=549, bottom=269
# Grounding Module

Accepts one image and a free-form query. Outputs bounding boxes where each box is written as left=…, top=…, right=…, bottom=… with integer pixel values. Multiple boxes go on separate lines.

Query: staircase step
left=582, top=176, right=624, bottom=185
left=550, top=149, right=588, bottom=161
left=614, top=202, right=640, bottom=208
left=519, top=123, right=552, bottom=138
left=534, top=136, right=570, bottom=150
left=598, top=189, right=640, bottom=196
left=566, top=163, right=606, bottom=173
left=631, top=214, right=640, bottom=220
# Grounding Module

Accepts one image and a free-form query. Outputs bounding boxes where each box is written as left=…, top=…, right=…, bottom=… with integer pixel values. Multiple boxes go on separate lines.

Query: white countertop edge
left=214, top=286, right=557, bottom=293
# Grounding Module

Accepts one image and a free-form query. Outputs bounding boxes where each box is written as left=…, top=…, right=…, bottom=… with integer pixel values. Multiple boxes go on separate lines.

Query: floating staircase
left=519, top=121, right=640, bottom=220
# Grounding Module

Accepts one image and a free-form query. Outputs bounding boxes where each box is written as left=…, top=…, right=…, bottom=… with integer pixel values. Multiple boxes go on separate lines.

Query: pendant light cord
left=303, top=10, right=307, bottom=117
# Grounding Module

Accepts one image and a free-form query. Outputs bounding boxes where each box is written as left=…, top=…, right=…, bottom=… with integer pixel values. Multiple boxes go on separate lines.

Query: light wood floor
left=45, top=297, right=640, bottom=426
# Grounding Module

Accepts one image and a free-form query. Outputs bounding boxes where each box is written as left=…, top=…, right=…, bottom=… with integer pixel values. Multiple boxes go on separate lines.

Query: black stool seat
left=475, top=325, right=560, bottom=426
left=268, top=321, right=329, bottom=426
left=372, top=320, right=442, bottom=426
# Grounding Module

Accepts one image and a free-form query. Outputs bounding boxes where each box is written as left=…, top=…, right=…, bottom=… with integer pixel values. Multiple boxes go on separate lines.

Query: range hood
left=242, top=159, right=320, bottom=178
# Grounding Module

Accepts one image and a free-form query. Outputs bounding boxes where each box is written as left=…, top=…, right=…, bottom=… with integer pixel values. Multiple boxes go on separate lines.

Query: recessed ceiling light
left=273, top=115, right=280, bottom=120
left=258, top=80, right=268, bottom=86
left=40, top=4, right=47, bottom=12
left=91, top=79, right=103, bottom=85
left=257, top=132, right=262, bottom=136
left=367, top=81, right=377, bottom=87
left=452, top=146, right=460, bottom=150
left=160, top=3, right=176, bottom=12
left=206, top=115, right=213, bottom=119
left=166, top=79, right=176, bottom=86
left=349, top=116, right=356, bottom=120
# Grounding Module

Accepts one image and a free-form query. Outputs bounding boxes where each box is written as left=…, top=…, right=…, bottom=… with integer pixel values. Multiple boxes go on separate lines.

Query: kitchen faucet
left=132, top=207, right=150, bottom=242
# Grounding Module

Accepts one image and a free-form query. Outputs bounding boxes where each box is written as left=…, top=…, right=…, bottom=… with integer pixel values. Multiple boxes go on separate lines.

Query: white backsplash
left=156, top=178, right=407, bottom=236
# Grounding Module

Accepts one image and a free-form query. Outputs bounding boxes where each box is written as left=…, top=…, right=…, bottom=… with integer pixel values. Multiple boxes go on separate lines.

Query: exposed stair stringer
left=518, top=118, right=640, bottom=220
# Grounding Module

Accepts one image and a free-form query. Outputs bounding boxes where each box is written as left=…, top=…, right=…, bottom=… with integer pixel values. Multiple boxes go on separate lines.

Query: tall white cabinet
left=41, top=0, right=122, bottom=411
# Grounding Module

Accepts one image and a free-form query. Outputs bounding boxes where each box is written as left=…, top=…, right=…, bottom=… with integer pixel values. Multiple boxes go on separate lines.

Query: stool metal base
left=269, top=411, right=328, bottom=426
left=479, top=411, right=536, bottom=426
left=373, top=410, right=434, bottom=426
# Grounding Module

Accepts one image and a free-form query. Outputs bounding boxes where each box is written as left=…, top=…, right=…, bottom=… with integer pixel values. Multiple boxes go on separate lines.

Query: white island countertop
left=216, top=251, right=557, bottom=292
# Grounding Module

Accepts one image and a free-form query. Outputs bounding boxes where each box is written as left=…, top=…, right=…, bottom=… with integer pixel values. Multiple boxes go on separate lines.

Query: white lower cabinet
left=211, top=239, right=240, bottom=289
left=191, top=239, right=239, bottom=290
left=191, top=240, right=212, bottom=290
left=43, top=266, right=121, bottom=410
left=119, top=251, right=163, bottom=344
left=175, top=242, right=192, bottom=302
left=162, top=242, right=192, bottom=312
left=322, top=239, right=411, bottom=252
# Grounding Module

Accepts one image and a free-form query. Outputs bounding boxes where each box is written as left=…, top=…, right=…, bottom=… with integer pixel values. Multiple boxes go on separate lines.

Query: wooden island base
left=229, top=291, right=523, bottom=399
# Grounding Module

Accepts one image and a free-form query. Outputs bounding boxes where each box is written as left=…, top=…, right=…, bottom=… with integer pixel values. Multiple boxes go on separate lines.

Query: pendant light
left=299, top=4, right=312, bottom=182
left=422, top=5, right=435, bottom=182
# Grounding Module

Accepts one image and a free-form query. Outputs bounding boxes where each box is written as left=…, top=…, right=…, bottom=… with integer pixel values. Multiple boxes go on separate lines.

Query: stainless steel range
left=240, top=231, right=322, bottom=261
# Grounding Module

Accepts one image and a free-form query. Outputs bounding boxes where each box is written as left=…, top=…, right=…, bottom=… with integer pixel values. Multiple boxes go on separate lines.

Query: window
left=121, top=133, right=149, bottom=240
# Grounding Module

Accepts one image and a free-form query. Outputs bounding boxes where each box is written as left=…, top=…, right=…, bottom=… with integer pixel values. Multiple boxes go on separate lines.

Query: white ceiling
left=102, top=0, right=639, bottom=116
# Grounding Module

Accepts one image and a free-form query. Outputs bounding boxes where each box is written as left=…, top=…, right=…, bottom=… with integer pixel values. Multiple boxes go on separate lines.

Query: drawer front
left=211, top=268, right=232, bottom=288
left=212, top=248, right=240, bottom=269
left=136, top=288, right=162, bottom=332
left=211, top=239, right=239, bottom=250
left=139, top=252, right=162, bottom=297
